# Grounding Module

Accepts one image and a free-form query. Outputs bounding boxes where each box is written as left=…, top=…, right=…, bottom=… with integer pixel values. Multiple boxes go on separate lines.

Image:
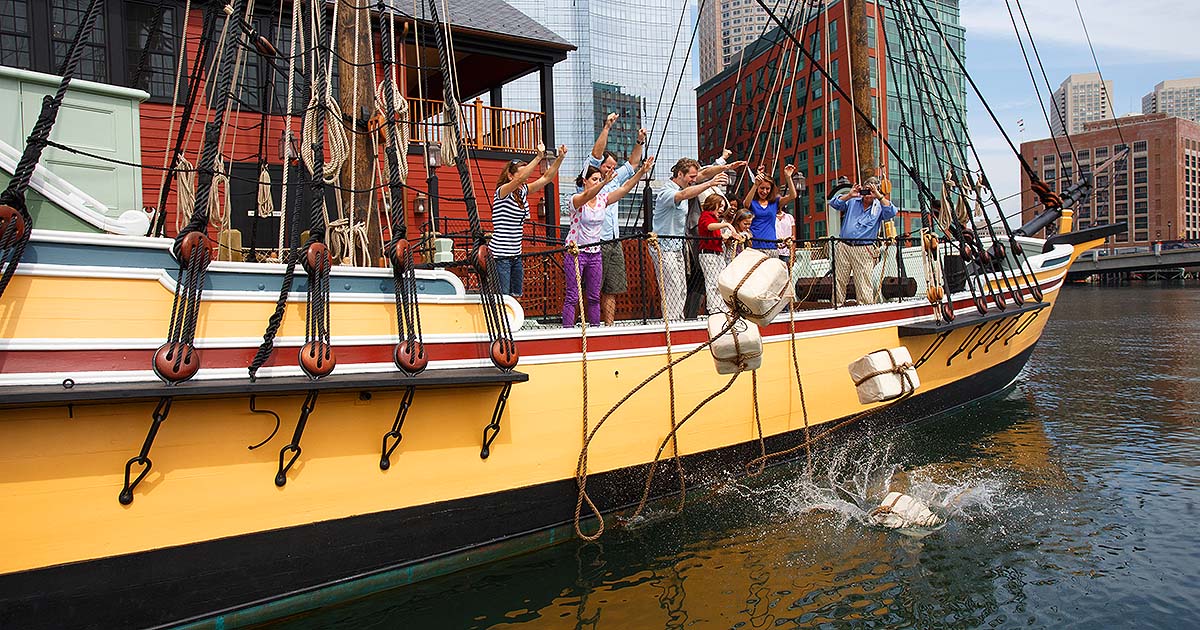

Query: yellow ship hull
left=0, top=230, right=1101, bottom=628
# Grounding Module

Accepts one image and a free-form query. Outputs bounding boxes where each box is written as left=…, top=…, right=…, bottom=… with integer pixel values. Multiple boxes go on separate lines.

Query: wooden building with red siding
left=1, top=0, right=572, bottom=260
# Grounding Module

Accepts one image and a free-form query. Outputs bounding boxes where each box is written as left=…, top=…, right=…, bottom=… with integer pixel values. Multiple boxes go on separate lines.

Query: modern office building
left=1020, top=113, right=1200, bottom=245
left=696, top=0, right=966, bottom=240
left=503, top=0, right=699, bottom=227
left=1142, top=77, right=1200, bottom=123
left=1050, top=73, right=1115, bottom=137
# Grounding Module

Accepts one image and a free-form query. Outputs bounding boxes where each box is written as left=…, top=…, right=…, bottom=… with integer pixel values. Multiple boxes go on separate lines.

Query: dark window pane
left=126, top=1, right=179, bottom=99
left=51, top=0, right=107, bottom=82
left=0, top=0, right=31, bottom=69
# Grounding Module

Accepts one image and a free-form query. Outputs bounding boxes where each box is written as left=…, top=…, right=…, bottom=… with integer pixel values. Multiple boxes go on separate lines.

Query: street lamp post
left=425, top=142, right=441, bottom=233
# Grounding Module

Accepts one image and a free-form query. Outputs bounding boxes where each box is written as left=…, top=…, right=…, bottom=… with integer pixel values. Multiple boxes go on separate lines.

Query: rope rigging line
left=1003, top=0, right=1071, bottom=174
left=891, top=0, right=1042, bottom=304
left=648, top=0, right=710, bottom=168
left=297, top=0, right=336, bottom=379
left=379, top=4, right=427, bottom=376
left=247, top=0, right=305, bottom=380
left=152, top=0, right=249, bottom=385
left=425, top=0, right=517, bottom=371
left=719, top=0, right=810, bottom=158
left=0, top=0, right=105, bottom=303
left=1070, top=0, right=1125, bottom=146
left=751, top=0, right=939, bottom=205
left=883, top=0, right=993, bottom=310
left=908, top=0, right=1040, bottom=187
left=876, top=4, right=952, bottom=318
left=151, top=0, right=194, bottom=237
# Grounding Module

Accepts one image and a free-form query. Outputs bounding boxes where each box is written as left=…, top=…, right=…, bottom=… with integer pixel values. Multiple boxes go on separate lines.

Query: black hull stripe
left=0, top=345, right=1036, bottom=630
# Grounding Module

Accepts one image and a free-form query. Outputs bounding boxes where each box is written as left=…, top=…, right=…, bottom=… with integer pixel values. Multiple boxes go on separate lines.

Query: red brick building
left=1020, top=113, right=1200, bottom=245
left=695, top=2, right=938, bottom=241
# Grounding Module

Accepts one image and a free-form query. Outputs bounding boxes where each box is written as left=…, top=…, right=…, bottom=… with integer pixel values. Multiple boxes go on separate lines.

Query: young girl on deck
left=565, top=157, right=654, bottom=326
left=491, top=143, right=567, bottom=295
left=697, top=194, right=734, bottom=314
left=743, top=165, right=798, bottom=253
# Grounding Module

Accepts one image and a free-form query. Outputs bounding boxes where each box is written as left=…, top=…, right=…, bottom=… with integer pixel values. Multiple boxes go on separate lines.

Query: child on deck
left=697, top=194, right=734, bottom=314
left=564, top=158, right=654, bottom=327
left=722, top=209, right=754, bottom=264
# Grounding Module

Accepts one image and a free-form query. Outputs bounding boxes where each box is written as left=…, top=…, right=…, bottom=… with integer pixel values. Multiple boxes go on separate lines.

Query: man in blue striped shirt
left=828, top=176, right=896, bottom=305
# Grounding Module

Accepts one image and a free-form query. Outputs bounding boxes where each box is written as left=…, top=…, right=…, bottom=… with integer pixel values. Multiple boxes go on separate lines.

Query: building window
left=828, top=19, right=837, bottom=52
left=4, top=0, right=193, bottom=103
left=126, top=1, right=180, bottom=99
left=1133, top=156, right=1148, bottom=169
left=829, top=98, right=839, bottom=132
left=812, top=105, right=823, bottom=137
left=51, top=0, right=109, bottom=83
left=1133, top=140, right=1147, bottom=153
left=0, top=0, right=32, bottom=68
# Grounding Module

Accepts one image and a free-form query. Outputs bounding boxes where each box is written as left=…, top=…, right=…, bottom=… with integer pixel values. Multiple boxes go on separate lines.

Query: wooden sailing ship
left=0, top=0, right=1122, bottom=627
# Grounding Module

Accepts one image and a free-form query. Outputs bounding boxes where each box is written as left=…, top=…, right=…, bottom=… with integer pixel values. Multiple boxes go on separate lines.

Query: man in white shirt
left=654, top=158, right=727, bottom=320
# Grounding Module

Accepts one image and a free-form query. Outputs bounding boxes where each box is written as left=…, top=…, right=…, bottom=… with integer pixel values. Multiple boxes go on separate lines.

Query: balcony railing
left=408, top=97, right=543, bottom=153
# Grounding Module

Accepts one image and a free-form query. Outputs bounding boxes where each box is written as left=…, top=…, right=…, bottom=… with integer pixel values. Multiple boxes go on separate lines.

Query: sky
left=960, top=0, right=1200, bottom=220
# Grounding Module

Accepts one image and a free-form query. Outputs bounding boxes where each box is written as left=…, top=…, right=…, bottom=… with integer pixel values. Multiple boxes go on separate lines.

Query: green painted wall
left=0, top=169, right=98, bottom=232
left=0, top=66, right=148, bottom=231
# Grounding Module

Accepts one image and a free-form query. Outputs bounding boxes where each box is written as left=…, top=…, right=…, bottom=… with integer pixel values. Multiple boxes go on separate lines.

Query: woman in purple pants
left=565, top=158, right=653, bottom=327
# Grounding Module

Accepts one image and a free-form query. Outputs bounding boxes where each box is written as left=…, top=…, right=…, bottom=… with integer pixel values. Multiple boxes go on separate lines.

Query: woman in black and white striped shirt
left=491, top=143, right=566, bottom=295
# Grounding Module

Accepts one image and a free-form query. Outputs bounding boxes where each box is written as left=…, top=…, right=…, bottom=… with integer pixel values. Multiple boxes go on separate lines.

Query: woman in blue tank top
left=742, top=165, right=798, bottom=251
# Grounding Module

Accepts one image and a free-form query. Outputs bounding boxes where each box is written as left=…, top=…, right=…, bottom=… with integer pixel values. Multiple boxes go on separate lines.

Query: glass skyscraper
left=882, top=0, right=967, bottom=223
left=502, top=0, right=700, bottom=227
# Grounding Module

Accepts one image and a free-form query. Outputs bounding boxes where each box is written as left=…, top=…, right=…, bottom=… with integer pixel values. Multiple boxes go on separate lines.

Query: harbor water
left=258, top=285, right=1200, bottom=629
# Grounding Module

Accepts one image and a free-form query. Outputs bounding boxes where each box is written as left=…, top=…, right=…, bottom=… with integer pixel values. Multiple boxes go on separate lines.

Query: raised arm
left=675, top=172, right=728, bottom=204
left=498, top=143, right=546, bottom=198
left=626, top=127, right=646, bottom=169
left=528, top=145, right=567, bottom=194
left=872, top=182, right=897, bottom=219
left=742, top=170, right=763, bottom=210
left=779, top=164, right=798, bottom=205
left=607, top=157, right=654, bottom=204
left=571, top=171, right=614, bottom=210
left=829, top=183, right=861, bottom=212
left=589, top=112, right=618, bottom=160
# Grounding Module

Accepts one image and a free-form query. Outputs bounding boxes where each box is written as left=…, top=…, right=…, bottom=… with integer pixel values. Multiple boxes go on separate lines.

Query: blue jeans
left=494, top=256, right=524, bottom=296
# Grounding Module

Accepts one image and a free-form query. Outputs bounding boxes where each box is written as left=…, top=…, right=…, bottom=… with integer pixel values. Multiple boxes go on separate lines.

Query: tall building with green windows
left=882, top=0, right=967, bottom=234
left=696, top=0, right=966, bottom=240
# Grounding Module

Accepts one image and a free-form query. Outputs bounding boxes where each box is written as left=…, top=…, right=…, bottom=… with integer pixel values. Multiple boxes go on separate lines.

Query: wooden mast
left=847, top=0, right=876, bottom=180
left=337, top=1, right=383, bottom=264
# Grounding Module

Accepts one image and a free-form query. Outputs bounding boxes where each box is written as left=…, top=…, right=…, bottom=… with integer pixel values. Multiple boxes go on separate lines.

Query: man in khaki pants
left=828, top=176, right=896, bottom=305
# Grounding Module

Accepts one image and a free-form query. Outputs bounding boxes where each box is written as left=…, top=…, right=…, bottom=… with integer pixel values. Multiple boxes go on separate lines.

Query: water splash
left=756, top=441, right=1013, bottom=538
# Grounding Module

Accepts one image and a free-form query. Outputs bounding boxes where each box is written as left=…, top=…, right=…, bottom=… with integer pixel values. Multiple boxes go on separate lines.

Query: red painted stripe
left=0, top=276, right=1060, bottom=375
